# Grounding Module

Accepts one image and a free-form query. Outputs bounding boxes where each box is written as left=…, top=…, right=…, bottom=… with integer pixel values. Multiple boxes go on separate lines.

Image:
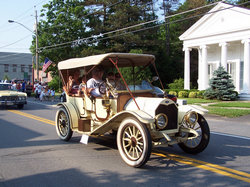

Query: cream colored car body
left=55, top=53, right=210, bottom=167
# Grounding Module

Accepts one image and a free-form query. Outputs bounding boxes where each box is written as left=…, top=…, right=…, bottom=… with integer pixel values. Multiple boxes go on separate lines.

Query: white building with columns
left=179, top=2, right=250, bottom=98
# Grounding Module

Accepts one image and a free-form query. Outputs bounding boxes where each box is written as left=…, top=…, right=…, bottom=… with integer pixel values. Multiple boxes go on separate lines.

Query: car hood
left=0, top=90, right=27, bottom=97
left=124, top=97, right=174, bottom=117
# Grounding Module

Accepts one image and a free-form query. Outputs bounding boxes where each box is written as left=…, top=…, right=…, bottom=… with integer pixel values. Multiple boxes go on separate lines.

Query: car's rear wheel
left=55, top=107, right=73, bottom=141
left=17, top=104, right=24, bottom=109
left=178, top=114, right=210, bottom=154
left=117, top=117, right=152, bottom=167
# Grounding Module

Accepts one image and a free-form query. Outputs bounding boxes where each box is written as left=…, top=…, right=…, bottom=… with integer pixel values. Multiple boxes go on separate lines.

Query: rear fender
left=56, top=102, right=80, bottom=129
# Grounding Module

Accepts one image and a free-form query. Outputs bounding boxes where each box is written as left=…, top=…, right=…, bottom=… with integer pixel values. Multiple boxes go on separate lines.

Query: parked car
left=0, top=83, right=27, bottom=109
left=55, top=53, right=210, bottom=168
left=60, top=91, right=66, bottom=102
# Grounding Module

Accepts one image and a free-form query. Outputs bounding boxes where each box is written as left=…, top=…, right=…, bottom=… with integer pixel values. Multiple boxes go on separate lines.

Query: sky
left=0, top=0, right=185, bottom=54
left=0, top=0, right=50, bottom=54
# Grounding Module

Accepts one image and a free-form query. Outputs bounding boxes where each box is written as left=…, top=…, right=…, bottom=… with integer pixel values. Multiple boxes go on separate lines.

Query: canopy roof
left=58, top=53, right=155, bottom=70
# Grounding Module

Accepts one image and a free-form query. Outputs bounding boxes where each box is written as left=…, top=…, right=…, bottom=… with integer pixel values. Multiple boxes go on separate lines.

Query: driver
left=86, top=68, right=104, bottom=97
left=107, top=71, right=115, bottom=80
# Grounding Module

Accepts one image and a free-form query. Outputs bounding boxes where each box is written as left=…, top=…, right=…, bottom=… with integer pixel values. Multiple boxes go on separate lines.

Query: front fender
left=90, top=110, right=155, bottom=136
left=56, top=102, right=80, bottom=129
left=178, top=104, right=208, bottom=124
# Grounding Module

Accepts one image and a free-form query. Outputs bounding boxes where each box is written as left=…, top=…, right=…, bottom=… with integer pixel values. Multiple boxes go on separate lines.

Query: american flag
left=42, top=57, right=52, bottom=73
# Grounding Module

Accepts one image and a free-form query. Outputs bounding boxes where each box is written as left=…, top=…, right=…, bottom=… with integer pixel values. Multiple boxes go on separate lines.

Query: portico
left=180, top=2, right=250, bottom=96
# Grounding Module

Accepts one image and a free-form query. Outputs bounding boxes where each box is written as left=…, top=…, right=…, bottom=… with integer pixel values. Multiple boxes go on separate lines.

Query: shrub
left=178, top=91, right=188, bottom=98
left=48, top=75, right=63, bottom=92
left=189, top=91, right=197, bottom=98
left=168, top=78, right=184, bottom=89
left=197, top=90, right=205, bottom=99
left=204, top=64, right=237, bottom=100
left=169, top=91, right=177, bottom=96
left=231, top=90, right=238, bottom=97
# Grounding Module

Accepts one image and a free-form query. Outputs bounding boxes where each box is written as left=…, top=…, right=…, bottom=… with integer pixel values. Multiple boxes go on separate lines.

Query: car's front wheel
left=117, top=117, right=152, bottom=168
left=55, top=107, right=73, bottom=141
left=178, top=114, right=210, bottom=154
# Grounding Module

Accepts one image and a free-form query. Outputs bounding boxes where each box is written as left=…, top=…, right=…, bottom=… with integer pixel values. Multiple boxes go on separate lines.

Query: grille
left=0, top=96, right=19, bottom=101
left=155, top=103, right=178, bottom=130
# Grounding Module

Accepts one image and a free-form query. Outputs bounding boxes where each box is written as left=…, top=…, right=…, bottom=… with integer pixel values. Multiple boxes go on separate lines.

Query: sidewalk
left=27, top=96, right=60, bottom=107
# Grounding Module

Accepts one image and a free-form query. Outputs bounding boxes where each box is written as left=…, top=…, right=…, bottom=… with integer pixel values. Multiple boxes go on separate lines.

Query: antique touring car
left=55, top=53, right=210, bottom=167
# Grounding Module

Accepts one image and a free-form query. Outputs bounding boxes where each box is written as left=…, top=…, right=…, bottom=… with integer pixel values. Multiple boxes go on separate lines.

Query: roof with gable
left=179, top=2, right=250, bottom=48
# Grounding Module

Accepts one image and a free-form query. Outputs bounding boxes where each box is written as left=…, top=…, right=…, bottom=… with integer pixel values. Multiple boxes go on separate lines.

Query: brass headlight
left=185, top=111, right=198, bottom=125
left=155, top=114, right=168, bottom=129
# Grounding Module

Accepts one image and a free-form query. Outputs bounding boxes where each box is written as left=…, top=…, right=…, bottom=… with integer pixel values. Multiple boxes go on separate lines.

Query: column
left=219, top=42, right=229, bottom=70
left=241, top=39, right=250, bottom=94
left=200, top=45, right=209, bottom=90
left=183, top=47, right=192, bottom=90
left=198, top=48, right=202, bottom=90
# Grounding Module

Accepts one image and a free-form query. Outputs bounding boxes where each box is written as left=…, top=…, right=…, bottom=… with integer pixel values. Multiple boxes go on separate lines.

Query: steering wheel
left=99, top=79, right=117, bottom=97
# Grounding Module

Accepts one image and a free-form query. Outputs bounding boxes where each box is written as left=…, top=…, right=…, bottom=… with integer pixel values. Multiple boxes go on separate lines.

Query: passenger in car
left=68, top=69, right=80, bottom=94
left=78, top=75, right=91, bottom=96
left=86, top=68, right=104, bottom=97
left=115, top=73, right=125, bottom=90
left=107, top=71, right=115, bottom=80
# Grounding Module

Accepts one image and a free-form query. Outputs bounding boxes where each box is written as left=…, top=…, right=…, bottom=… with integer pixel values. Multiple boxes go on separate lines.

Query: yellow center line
left=152, top=150, right=250, bottom=183
left=7, top=109, right=250, bottom=183
left=7, top=110, right=55, bottom=126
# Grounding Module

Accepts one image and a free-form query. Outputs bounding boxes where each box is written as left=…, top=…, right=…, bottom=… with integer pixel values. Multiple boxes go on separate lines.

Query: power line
left=0, top=18, right=34, bottom=34
left=39, top=1, right=250, bottom=52
left=41, top=0, right=122, bottom=31
left=0, top=52, right=32, bottom=60
left=0, top=0, right=48, bottom=29
left=38, top=1, right=220, bottom=51
left=0, top=34, right=32, bottom=49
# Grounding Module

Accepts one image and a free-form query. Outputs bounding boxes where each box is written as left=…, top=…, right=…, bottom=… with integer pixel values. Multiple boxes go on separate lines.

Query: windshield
left=0, top=84, right=14, bottom=91
left=127, top=80, right=154, bottom=91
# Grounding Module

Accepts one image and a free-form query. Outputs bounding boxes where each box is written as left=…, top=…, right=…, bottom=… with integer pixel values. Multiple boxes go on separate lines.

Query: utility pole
left=35, top=8, right=39, bottom=82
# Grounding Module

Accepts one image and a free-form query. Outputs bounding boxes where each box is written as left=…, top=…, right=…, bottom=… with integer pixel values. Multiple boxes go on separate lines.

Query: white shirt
left=87, top=78, right=103, bottom=97
left=37, top=85, right=43, bottom=94
left=50, top=90, right=55, bottom=96
left=35, top=83, right=39, bottom=91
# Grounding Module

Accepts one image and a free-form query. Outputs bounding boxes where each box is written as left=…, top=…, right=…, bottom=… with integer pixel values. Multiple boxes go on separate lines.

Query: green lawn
left=180, top=98, right=250, bottom=118
left=179, top=98, right=222, bottom=104
left=29, top=94, right=250, bottom=118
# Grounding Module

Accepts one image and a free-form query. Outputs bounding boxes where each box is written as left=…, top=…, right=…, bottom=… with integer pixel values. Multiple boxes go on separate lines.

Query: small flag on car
left=42, top=57, right=53, bottom=73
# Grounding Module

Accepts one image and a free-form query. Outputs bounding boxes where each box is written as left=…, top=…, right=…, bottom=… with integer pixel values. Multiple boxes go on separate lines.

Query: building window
left=21, top=65, right=25, bottom=72
left=29, top=65, right=32, bottom=73
left=4, top=64, right=9, bottom=72
left=13, top=64, right=17, bottom=72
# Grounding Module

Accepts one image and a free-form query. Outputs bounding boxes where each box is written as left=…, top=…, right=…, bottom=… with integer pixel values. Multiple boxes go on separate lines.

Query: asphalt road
left=0, top=97, right=250, bottom=187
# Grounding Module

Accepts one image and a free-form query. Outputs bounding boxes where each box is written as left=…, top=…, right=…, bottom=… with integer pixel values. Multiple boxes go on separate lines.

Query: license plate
left=6, top=102, right=13, bottom=105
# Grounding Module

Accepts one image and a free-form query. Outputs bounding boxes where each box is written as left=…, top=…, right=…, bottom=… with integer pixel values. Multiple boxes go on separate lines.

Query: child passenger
left=78, top=75, right=91, bottom=96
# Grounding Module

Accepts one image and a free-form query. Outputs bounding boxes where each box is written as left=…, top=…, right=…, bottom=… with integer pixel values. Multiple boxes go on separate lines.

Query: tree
left=3, top=73, right=10, bottom=81
left=30, top=0, right=93, bottom=77
left=98, top=0, right=159, bottom=54
left=203, top=64, right=237, bottom=100
left=168, top=78, right=184, bottom=89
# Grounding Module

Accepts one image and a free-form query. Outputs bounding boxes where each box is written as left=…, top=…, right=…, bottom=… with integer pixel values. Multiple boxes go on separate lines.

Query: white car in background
left=0, top=83, right=27, bottom=109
